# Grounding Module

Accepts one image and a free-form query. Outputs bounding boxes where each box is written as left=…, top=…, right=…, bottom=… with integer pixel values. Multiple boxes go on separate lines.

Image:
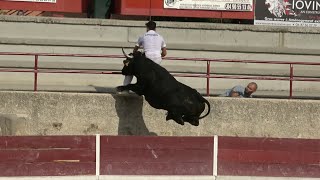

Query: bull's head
left=121, top=48, right=135, bottom=76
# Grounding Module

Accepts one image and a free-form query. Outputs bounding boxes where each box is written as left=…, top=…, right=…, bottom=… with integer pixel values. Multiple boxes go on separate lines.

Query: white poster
left=254, top=0, right=320, bottom=27
left=164, top=0, right=253, bottom=11
left=5, top=0, right=56, bottom=3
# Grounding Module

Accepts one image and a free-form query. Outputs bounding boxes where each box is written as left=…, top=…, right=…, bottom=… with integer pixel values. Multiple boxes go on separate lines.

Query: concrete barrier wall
left=0, top=91, right=319, bottom=139
left=1, top=15, right=320, bottom=55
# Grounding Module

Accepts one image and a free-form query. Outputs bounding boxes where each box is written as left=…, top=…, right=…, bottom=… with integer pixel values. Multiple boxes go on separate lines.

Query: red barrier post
left=34, top=55, right=38, bottom=92
left=206, top=61, right=210, bottom=96
left=289, top=64, right=293, bottom=99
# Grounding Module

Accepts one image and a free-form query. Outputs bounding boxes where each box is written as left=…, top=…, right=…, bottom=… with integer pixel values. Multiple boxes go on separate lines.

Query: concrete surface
left=0, top=16, right=320, bottom=97
left=0, top=176, right=318, bottom=180
left=1, top=15, right=320, bottom=55
left=0, top=91, right=319, bottom=139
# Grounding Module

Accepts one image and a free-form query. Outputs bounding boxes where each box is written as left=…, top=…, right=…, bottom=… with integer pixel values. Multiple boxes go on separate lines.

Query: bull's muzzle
left=123, top=60, right=129, bottom=66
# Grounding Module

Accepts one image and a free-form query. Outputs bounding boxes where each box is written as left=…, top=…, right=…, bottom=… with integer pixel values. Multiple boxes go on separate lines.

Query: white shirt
left=136, top=30, right=166, bottom=64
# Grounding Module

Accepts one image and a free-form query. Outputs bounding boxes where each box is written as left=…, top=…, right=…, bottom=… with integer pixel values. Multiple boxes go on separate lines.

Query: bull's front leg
left=116, top=83, right=144, bottom=95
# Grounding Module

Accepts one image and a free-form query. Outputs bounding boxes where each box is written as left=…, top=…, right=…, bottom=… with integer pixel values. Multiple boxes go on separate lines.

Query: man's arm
left=230, top=91, right=240, bottom=97
left=133, top=36, right=143, bottom=53
left=161, top=37, right=167, bottom=57
left=161, top=47, right=167, bottom=57
left=229, top=85, right=244, bottom=97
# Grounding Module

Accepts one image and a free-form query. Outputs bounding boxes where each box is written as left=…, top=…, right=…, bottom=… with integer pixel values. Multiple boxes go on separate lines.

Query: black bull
left=116, top=49, right=211, bottom=126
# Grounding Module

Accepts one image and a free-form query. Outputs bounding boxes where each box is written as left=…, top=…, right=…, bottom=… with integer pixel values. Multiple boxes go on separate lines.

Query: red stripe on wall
left=218, top=136, right=320, bottom=177
left=218, top=161, right=320, bottom=177
left=0, top=136, right=95, bottom=150
left=0, top=162, right=95, bottom=176
left=219, top=136, right=320, bottom=152
left=0, top=136, right=96, bottom=176
left=0, top=135, right=319, bottom=177
left=101, top=162, right=212, bottom=175
left=0, top=149, right=95, bottom=163
left=219, top=149, right=320, bottom=164
left=100, top=136, right=214, bottom=175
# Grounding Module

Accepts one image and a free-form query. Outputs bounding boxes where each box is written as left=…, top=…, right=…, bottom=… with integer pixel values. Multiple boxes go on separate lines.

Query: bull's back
left=178, top=83, right=206, bottom=115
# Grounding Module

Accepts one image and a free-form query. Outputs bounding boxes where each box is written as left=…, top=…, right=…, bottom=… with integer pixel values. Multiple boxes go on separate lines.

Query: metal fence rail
left=1, top=52, right=320, bottom=98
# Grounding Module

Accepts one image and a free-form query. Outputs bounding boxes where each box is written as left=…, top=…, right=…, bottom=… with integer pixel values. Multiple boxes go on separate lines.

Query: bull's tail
left=199, top=98, right=211, bottom=119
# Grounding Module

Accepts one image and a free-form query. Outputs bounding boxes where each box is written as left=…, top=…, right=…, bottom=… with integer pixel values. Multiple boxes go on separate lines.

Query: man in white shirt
left=122, top=21, right=167, bottom=87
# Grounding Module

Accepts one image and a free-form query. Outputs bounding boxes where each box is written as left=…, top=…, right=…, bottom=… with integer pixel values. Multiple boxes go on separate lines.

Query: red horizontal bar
left=0, top=52, right=124, bottom=58
left=38, top=69, right=121, bottom=74
left=0, top=52, right=320, bottom=65
left=173, top=73, right=290, bottom=81
left=0, top=68, right=121, bottom=75
left=293, top=78, right=320, bottom=82
left=0, top=68, right=35, bottom=73
left=210, top=75, right=290, bottom=81
left=165, top=57, right=320, bottom=66
left=0, top=68, right=319, bottom=82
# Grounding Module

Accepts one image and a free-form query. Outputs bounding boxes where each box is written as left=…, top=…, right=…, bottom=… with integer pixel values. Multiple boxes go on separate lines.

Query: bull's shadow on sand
left=92, top=85, right=157, bottom=136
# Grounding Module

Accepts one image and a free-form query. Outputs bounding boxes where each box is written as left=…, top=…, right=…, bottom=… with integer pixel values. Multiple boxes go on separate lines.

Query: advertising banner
left=254, top=0, right=320, bottom=27
left=164, top=0, right=253, bottom=11
left=5, top=0, right=56, bottom=3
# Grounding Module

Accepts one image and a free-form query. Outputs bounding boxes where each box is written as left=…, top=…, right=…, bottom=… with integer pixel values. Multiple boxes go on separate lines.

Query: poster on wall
left=4, top=0, right=56, bottom=3
left=254, top=0, right=320, bottom=27
left=164, top=0, right=253, bottom=11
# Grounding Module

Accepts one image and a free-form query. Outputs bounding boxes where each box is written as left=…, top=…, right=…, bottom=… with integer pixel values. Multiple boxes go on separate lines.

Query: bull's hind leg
left=182, top=116, right=199, bottom=126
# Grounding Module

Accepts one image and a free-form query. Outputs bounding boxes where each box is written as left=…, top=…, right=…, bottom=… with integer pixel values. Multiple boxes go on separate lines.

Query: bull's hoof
left=178, top=120, right=185, bottom=125
left=166, top=112, right=173, bottom=121
left=173, top=119, right=184, bottom=126
left=189, top=120, right=199, bottom=126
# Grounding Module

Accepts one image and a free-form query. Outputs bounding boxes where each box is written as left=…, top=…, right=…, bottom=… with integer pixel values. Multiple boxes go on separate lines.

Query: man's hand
left=230, top=91, right=240, bottom=97
left=161, top=47, right=167, bottom=57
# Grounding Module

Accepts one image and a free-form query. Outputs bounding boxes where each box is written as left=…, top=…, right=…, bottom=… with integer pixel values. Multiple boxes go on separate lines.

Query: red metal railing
left=1, top=52, right=320, bottom=98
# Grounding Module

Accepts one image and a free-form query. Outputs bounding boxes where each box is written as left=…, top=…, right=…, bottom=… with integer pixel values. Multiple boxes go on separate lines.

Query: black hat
left=145, top=21, right=156, bottom=30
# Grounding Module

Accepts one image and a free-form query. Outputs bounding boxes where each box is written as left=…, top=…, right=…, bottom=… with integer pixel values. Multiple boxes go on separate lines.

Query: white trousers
left=123, top=56, right=162, bottom=86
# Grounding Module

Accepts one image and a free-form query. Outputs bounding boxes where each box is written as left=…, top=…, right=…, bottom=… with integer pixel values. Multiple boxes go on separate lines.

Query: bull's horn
left=122, top=48, right=133, bottom=58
